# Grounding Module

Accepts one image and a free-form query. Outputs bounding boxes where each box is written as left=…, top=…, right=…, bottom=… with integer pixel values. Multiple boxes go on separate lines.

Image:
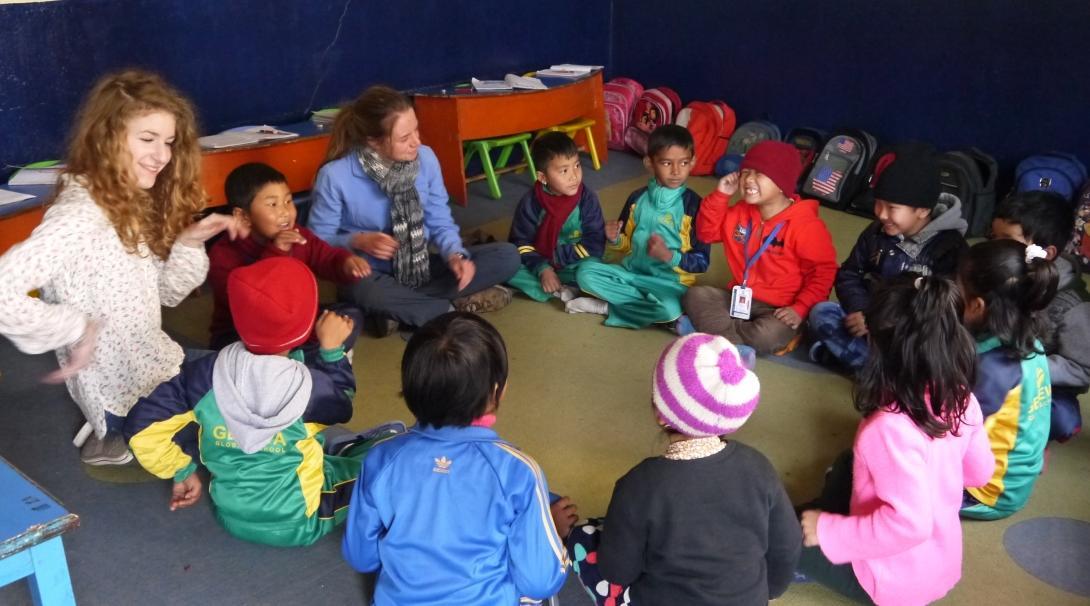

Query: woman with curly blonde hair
left=0, top=69, right=246, bottom=465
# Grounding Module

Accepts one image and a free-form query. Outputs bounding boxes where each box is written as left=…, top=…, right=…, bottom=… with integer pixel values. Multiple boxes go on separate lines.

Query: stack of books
left=535, top=64, right=602, bottom=78
left=198, top=125, right=299, bottom=150
left=310, top=108, right=340, bottom=126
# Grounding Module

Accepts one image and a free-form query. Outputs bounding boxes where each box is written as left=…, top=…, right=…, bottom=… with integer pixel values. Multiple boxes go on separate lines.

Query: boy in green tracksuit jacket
left=124, top=257, right=381, bottom=547
left=567, top=125, right=710, bottom=328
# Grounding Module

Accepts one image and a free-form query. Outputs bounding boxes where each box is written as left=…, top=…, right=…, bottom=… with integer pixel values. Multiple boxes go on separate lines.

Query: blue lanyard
left=742, top=219, right=784, bottom=286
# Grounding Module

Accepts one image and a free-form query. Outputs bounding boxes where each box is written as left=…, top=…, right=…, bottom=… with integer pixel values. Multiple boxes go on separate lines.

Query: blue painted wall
left=0, top=0, right=610, bottom=172
left=612, top=0, right=1090, bottom=180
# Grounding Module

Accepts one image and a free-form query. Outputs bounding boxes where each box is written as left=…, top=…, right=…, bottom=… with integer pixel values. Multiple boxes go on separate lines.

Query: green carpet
left=159, top=175, right=1090, bottom=604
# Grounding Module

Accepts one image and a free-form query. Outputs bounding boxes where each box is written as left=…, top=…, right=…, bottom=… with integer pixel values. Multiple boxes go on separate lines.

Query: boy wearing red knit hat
left=123, top=257, right=399, bottom=546
left=681, top=141, right=838, bottom=356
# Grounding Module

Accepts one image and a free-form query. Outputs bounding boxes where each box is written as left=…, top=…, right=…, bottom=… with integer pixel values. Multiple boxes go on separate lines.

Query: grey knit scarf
left=358, top=147, right=430, bottom=287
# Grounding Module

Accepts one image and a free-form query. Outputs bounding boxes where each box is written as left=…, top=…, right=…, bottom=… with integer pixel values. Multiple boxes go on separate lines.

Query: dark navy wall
left=612, top=0, right=1090, bottom=179
left=0, top=0, right=610, bottom=171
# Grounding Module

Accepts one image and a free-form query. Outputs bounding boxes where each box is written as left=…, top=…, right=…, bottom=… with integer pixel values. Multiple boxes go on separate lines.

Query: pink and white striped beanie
left=653, top=333, right=760, bottom=437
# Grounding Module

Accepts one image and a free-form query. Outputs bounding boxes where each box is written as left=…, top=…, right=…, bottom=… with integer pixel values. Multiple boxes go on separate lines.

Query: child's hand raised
left=539, top=267, right=561, bottom=294
left=800, top=509, right=821, bottom=547
left=343, top=255, right=371, bottom=280
left=844, top=311, right=868, bottom=338
left=170, top=474, right=203, bottom=511
left=647, top=233, right=673, bottom=263
left=272, top=228, right=307, bottom=252
left=550, top=496, right=580, bottom=540
left=717, top=172, right=740, bottom=196
left=605, top=220, right=622, bottom=243
left=315, top=309, right=355, bottom=351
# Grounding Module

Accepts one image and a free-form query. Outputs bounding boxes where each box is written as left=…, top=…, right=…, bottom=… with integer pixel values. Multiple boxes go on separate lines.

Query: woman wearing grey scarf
left=308, top=86, right=519, bottom=336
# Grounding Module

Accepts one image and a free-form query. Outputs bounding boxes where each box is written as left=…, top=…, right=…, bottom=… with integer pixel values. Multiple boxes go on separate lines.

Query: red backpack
left=675, top=100, right=736, bottom=176
left=603, top=77, right=644, bottom=151
left=623, top=86, right=682, bottom=156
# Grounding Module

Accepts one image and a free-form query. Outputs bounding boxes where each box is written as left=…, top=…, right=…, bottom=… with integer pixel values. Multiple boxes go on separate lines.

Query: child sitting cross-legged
left=208, top=162, right=370, bottom=350
left=682, top=141, right=838, bottom=357
left=342, top=312, right=578, bottom=606
left=958, top=239, right=1058, bottom=520
left=567, top=125, right=710, bottom=328
left=798, top=274, right=994, bottom=605
left=506, top=131, right=606, bottom=302
left=809, top=143, right=968, bottom=370
left=990, top=191, right=1090, bottom=442
left=124, top=257, right=397, bottom=547
left=567, top=333, right=801, bottom=605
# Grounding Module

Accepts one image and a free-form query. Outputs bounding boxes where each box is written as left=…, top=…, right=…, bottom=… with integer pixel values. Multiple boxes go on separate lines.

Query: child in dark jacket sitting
left=808, top=143, right=968, bottom=370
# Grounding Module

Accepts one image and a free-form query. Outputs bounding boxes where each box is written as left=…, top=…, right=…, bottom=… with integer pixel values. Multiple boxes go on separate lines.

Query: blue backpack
left=1015, top=152, right=1088, bottom=202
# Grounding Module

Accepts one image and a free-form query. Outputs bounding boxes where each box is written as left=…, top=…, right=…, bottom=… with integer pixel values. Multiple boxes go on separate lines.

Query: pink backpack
left=675, top=100, right=736, bottom=176
left=623, top=86, right=682, bottom=156
left=603, top=77, right=644, bottom=151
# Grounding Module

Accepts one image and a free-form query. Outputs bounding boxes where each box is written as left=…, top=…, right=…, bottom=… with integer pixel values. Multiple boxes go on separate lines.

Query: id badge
left=730, top=285, right=753, bottom=320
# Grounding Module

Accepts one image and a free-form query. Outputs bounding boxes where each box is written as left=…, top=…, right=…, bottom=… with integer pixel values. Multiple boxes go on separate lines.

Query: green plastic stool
left=463, top=133, right=536, bottom=200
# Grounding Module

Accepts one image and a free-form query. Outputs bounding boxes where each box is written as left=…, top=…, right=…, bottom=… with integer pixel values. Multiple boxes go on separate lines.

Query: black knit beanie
left=873, top=142, right=941, bottom=209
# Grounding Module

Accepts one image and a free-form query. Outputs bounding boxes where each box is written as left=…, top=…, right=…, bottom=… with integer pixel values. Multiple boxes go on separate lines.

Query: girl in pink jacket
left=798, top=274, right=995, bottom=605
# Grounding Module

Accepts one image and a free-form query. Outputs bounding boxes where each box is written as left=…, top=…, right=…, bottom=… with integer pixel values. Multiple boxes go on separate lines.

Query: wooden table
left=0, top=121, right=331, bottom=255
left=411, top=71, right=608, bottom=206
left=0, top=455, right=79, bottom=605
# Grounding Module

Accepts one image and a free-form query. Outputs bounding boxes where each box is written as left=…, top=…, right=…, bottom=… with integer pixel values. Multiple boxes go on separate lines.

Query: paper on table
left=548, top=64, right=602, bottom=72
left=504, top=74, right=547, bottom=90
left=0, top=188, right=34, bottom=206
left=198, top=125, right=299, bottom=149
left=471, top=77, right=513, bottom=91
left=8, top=164, right=64, bottom=186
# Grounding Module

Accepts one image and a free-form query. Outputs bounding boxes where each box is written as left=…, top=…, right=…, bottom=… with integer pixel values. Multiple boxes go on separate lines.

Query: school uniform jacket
left=611, top=185, right=710, bottom=285
left=342, top=425, right=569, bottom=606
left=697, top=190, right=838, bottom=318
left=123, top=346, right=358, bottom=546
left=207, top=226, right=354, bottom=348
left=508, top=185, right=606, bottom=274
left=963, top=337, right=1052, bottom=519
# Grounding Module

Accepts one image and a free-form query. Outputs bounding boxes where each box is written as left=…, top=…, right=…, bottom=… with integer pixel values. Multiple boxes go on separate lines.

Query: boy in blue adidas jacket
left=342, top=312, right=576, bottom=606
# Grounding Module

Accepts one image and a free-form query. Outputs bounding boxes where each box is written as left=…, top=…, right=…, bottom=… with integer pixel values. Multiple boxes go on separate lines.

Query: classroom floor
left=1, top=151, right=1088, bottom=605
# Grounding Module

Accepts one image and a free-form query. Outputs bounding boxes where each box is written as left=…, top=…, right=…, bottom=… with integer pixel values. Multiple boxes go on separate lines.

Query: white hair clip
left=914, top=276, right=924, bottom=290
left=1025, top=244, right=1048, bottom=263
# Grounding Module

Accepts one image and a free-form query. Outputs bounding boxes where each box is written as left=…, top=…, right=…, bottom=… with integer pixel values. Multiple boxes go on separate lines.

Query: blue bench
left=0, top=455, right=79, bottom=605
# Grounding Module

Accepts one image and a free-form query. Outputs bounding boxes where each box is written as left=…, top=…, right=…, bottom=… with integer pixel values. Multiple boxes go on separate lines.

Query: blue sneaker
left=674, top=315, right=696, bottom=336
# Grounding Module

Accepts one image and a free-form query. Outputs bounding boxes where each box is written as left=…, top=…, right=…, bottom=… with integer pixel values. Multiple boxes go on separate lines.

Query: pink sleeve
left=961, top=396, right=996, bottom=488
left=817, top=415, right=933, bottom=563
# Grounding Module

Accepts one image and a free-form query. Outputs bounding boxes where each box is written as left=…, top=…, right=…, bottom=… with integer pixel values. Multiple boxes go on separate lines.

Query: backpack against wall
left=1015, top=152, right=1088, bottom=201
left=784, top=127, right=827, bottom=188
left=942, top=148, right=998, bottom=237
left=1066, top=182, right=1090, bottom=270
left=623, top=86, right=682, bottom=156
left=603, top=77, right=644, bottom=151
left=802, top=128, right=879, bottom=212
left=675, top=100, right=737, bottom=176
left=713, top=120, right=782, bottom=176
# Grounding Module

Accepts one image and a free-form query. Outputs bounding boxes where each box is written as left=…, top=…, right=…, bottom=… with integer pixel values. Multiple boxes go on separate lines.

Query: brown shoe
left=453, top=286, right=512, bottom=314
left=364, top=314, right=400, bottom=338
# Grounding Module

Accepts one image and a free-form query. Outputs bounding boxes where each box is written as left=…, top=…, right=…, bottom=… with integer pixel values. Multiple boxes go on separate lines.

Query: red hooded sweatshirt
left=696, top=190, right=838, bottom=318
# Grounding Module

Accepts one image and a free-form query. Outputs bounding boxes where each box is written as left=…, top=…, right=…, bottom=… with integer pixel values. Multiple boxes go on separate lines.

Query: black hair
left=646, top=124, right=694, bottom=158
left=531, top=131, right=579, bottom=174
left=993, top=191, right=1075, bottom=250
left=224, top=162, right=287, bottom=211
left=855, top=274, right=977, bottom=438
left=959, top=239, right=1058, bottom=358
left=401, top=312, right=509, bottom=428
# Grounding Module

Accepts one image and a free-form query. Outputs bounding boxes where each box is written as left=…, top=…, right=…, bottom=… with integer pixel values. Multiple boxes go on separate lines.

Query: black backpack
left=802, top=128, right=879, bottom=212
left=937, top=148, right=998, bottom=237
left=784, top=127, right=827, bottom=189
